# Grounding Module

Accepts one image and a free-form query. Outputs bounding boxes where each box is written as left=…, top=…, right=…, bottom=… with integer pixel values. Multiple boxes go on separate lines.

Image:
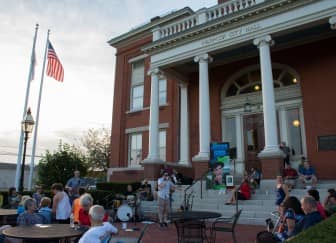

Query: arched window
left=225, top=65, right=299, bottom=97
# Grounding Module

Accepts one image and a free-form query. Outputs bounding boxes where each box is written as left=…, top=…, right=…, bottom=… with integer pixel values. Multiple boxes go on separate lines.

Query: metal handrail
left=183, top=171, right=209, bottom=210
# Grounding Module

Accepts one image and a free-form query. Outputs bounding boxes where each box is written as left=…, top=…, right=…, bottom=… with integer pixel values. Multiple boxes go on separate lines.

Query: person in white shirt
left=157, top=172, right=175, bottom=227
left=79, top=205, right=118, bottom=243
left=51, top=183, right=71, bottom=223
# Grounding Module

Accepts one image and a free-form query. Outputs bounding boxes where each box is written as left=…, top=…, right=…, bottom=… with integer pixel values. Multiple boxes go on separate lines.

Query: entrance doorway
left=244, top=113, right=264, bottom=173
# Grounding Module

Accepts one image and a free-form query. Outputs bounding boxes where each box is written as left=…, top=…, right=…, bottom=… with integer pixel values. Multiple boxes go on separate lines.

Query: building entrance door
left=244, top=113, right=264, bottom=173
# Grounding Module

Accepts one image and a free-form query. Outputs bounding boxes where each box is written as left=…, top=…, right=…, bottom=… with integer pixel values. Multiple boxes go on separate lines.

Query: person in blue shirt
left=298, top=160, right=317, bottom=188
left=38, top=197, right=52, bottom=223
left=293, top=196, right=323, bottom=235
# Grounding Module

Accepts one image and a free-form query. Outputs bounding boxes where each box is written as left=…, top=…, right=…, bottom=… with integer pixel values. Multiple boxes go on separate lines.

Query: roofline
left=107, top=7, right=194, bottom=47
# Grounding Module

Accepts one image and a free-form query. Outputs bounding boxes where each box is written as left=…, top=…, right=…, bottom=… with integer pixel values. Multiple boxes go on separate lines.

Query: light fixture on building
left=292, top=119, right=300, bottom=127
left=292, top=78, right=298, bottom=84
left=253, top=84, right=261, bottom=91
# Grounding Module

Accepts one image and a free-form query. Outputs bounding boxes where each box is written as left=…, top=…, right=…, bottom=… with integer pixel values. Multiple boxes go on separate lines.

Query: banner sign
left=207, top=142, right=230, bottom=190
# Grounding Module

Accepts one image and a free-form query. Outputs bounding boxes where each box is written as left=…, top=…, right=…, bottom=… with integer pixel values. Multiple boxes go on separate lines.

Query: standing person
left=66, top=170, right=86, bottom=201
left=157, top=172, right=175, bottom=227
left=72, top=187, right=86, bottom=223
left=51, top=183, right=71, bottom=223
left=280, top=141, right=291, bottom=166
left=32, top=185, right=44, bottom=208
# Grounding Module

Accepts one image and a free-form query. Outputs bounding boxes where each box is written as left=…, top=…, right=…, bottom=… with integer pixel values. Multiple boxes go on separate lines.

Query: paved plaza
left=113, top=221, right=265, bottom=243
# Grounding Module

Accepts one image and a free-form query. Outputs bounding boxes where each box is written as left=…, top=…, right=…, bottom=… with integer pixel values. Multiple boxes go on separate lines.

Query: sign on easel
left=208, top=142, right=230, bottom=190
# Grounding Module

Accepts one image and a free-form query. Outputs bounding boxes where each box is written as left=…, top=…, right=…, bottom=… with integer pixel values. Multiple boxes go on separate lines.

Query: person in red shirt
left=225, top=178, right=251, bottom=205
left=78, top=193, right=108, bottom=226
left=283, top=164, right=298, bottom=190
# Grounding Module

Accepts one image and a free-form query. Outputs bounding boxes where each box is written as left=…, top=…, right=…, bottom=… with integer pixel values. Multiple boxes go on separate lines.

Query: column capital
left=253, top=35, right=274, bottom=48
left=329, top=16, right=336, bottom=30
left=194, top=53, right=213, bottom=63
left=147, top=67, right=162, bottom=76
left=178, top=81, right=189, bottom=88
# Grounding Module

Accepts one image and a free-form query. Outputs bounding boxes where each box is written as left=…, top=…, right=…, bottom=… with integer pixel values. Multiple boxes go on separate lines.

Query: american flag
left=47, top=41, right=64, bottom=82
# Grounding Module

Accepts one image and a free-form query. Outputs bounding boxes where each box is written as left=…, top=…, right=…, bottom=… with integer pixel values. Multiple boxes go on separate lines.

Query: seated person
left=298, top=160, right=317, bottom=189
left=124, top=185, right=137, bottom=206
left=17, top=195, right=32, bottom=214
left=79, top=205, right=118, bottom=243
left=249, top=167, right=261, bottom=189
left=275, top=176, right=289, bottom=210
left=7, top=187, right=20, bottom=209
left=323, top=189, right=336, bottom=216
left=275, top=196, right=305, bottom=241
left=17, top=198, right=44, bottom=225
left=282, top=164, right=298, bottom=190
left=32, top=185, right=44, bottom=208
left=79, top=193, right=108, bottom=226
left=225, top=178, right=251, bottom=205
left=138, top=179, right=152, bottom=201
left=307, top=189, right=327, bottom=219
left=38, top=197, right=53, bottom=223
left=292, top=196, right=322, bottom=236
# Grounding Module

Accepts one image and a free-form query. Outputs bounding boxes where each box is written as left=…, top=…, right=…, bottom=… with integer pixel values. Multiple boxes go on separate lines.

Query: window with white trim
left=159, top=79, right=167, bottom=105
left=130, top=60, right=144, bottom=110
left=159, top=130, right=166, bottom=161
left=128, top=133, right=142, bottom=167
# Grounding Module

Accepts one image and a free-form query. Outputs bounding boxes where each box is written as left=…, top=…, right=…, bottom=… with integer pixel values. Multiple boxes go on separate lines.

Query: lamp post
left=19, top=108, right=35, bottom=195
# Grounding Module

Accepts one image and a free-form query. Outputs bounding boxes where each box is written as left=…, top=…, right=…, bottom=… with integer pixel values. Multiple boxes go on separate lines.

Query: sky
left=0, top=0, right=217, bottom=163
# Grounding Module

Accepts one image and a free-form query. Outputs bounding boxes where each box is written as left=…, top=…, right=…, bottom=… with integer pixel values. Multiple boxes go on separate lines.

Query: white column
left=179, top=82, right=190, bottom=165
left=329, top=16, right=336, bottom=30
left=235, top=115, right=244, bottom=162
left=193, top=53, right=213, bottom=161
left=279, top=107, right=289, bottom=145
left=253, top=35, right=282, bottom=157
left=235, top=114, right=245, bottom=175
left=143, top=68, right=162, bottom=163
left=299, top=106, right=307, bottom=156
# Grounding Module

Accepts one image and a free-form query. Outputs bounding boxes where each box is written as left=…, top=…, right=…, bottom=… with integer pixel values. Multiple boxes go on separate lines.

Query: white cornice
left=107, top=7, right=194, bottom=47
left=148, top=0, right=335, bottom=69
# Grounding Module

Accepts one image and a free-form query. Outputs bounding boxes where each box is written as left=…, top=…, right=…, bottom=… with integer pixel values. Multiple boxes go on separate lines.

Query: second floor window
left=130, top=60, right=144, bottom=110
left=159, top=79, right=167, bottom=105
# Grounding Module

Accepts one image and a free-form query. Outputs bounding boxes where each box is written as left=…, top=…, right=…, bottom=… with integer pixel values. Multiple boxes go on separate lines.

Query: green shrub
left=96, top=182, right=141, bottom=194
left=288, top=214, right=336, bottom=243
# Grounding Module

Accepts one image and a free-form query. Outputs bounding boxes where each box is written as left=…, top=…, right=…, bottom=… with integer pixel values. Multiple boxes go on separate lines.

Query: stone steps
left=140, top=180, right=336, bottom=225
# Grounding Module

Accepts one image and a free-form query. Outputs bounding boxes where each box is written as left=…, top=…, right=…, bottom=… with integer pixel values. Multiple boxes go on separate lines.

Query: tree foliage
left=37, top=142, right=87, bottom=188
left=81, top=128, right=111, bottom=177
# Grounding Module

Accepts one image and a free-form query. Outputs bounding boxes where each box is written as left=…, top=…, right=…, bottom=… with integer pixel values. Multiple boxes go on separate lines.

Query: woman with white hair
left=79, top=193, right=108, bottom=226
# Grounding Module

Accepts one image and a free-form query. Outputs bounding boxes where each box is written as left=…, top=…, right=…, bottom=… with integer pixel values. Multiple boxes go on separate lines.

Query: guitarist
left=65, top=170, right=86, bottom=202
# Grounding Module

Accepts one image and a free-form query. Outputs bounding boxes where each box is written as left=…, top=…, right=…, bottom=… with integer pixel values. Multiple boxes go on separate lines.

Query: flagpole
left=28, top=29, right=50, bottom=190
left=15, top=24, right=39, bottom=190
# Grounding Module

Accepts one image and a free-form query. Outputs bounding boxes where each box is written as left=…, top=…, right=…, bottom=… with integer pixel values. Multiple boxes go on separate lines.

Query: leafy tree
left=37, top=142, right=87, bottom=188
left=81, top=128, right=111, bottom=177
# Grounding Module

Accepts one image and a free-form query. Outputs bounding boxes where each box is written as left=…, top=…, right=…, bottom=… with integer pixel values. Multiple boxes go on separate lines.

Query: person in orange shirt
left=72, top=187, right=86, bottom=223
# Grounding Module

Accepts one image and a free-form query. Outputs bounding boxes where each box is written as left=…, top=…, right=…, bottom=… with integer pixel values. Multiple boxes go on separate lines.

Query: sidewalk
left=113, top=222, right=265, bottom=243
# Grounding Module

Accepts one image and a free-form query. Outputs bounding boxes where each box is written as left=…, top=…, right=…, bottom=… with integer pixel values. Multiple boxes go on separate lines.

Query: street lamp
left=19, top=108, right=35, bottom=194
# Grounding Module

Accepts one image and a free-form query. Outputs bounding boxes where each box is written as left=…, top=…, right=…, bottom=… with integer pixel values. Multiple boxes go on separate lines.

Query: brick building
left=107, top=0, right=336, bottom=182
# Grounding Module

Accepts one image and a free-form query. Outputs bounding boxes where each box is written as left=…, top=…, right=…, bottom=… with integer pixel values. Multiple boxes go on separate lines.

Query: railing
left=156, top=0, right=264, bottom=40
left=183, top=171, right=209, bottom=211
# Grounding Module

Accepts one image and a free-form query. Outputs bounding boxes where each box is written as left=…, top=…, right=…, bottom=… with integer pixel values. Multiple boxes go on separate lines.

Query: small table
left=171, top=211, right=221, bottom=221
left=2, top=224, right=84, bottom=242
left=0, top=209, right=17, bottom=225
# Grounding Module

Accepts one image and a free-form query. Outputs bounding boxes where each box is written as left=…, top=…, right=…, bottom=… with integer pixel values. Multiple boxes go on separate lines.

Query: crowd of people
left=0, top=170, right=119, bottom=243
